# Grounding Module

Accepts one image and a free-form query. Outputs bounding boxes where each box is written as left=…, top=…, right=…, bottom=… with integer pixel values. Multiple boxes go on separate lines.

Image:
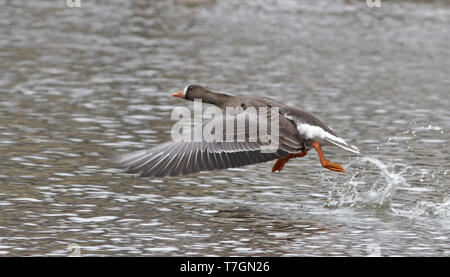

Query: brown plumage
left=113, top=85, right=359, bottom=177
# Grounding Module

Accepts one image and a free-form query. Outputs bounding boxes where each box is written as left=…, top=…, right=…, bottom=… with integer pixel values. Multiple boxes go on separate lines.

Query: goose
left=113, top=84, right=359, bottom=177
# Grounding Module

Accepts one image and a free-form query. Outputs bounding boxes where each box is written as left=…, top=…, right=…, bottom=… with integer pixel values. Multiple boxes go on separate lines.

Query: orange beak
left=172, top=90, right=185, bottom=98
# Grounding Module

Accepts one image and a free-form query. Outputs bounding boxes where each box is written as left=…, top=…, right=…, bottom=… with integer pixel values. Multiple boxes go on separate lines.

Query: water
left=0, top=0, right=449, bottom=256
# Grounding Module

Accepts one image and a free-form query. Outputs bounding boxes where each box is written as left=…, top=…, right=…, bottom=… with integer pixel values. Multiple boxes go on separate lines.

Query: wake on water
left=323, top=156, right=409, bottom=209
left=322, top=156, right=450, bottom=220
left=404, top=199, right=450, bottom=218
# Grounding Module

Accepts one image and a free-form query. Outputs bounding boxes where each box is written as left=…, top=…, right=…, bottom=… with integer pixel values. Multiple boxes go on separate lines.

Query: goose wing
left=112, top=111, right=303, bottom=177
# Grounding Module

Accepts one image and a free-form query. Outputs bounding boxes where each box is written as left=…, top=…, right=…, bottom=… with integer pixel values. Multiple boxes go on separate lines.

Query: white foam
left=394, top=199, right=450, bottom=219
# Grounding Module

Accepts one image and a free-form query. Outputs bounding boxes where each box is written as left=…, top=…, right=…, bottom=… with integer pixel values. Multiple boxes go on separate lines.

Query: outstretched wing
left=112, top=111, right=303, bottom=177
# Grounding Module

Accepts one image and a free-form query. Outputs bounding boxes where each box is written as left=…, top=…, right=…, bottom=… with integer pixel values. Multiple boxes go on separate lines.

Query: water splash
left=394, top=199, right=450, bottom=219
left=325, top=157, right=409, bottom=209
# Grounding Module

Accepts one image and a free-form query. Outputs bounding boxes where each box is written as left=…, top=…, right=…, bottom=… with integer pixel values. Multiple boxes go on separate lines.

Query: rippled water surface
left=0, top=0, right=449, bottom=256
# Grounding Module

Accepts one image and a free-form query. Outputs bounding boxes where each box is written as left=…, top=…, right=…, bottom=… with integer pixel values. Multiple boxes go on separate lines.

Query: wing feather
left=113, top=110, right=297, bottom=177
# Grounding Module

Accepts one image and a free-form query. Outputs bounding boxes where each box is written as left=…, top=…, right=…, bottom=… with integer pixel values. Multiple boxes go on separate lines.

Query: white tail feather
left=324, top=137, right=360, bottom=154
left=296, top=123, right=360, bottom=154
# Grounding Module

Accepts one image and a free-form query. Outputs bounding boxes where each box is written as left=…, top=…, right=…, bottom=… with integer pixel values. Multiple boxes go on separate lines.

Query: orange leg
left=312, top=141, right=345, bottom=173
left=272, top=151, right=308, bottom=172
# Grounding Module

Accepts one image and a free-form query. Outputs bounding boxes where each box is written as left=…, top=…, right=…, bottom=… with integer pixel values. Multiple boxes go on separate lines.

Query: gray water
left=0, top=0, right=449, bottom=256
